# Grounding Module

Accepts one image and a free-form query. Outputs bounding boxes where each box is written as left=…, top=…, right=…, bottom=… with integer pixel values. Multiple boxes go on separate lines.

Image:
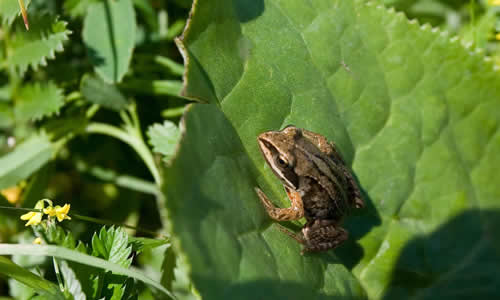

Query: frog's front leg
left=254, top=187, right=304, bottom=221
left=301, top=221, right=348, bottom=254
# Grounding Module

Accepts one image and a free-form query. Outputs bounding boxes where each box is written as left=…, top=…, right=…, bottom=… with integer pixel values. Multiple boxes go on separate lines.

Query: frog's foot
left=254, top=187, right=304, bottom=221
left=301, top=226, right=348, bottom=255
left=275, top=223, right=306, bottom=244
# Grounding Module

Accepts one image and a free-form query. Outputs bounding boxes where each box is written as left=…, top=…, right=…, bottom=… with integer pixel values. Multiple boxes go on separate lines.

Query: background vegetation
left=0, top=0, right=499, bottom=299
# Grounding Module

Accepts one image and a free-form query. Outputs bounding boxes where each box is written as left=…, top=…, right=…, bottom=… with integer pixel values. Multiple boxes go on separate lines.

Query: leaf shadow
left=86, top=45, right=106, bottom=67
left=335, top=184, right=382, bottom=270
left=382, top=209, right=500, bottom=299
left=195, top=277, right=366, bottom=300
left=233, top=0, right=265, bottom=23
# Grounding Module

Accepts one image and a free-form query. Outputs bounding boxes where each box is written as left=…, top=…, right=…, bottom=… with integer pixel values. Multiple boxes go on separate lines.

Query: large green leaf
left=82, top=0, right=136, bottom=83
left=164, top=0, right=500, bottom=299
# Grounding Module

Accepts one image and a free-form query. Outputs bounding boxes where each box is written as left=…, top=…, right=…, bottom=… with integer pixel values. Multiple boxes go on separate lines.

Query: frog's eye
left=276, top=155, right=289, bottom=167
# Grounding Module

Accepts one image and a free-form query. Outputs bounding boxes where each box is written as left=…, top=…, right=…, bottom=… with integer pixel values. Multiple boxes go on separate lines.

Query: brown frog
left=255, top=125, right=364, bottom=254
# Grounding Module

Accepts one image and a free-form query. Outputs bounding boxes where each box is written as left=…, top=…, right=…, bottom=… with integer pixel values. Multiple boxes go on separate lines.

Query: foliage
left=1, top=0, right=500, bottom=299
left=0, top=0, right=187, bottom=298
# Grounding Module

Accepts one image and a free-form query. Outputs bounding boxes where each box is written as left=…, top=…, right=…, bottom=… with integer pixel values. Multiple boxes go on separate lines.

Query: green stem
left=155, top=56, right=185, bottom=76
left=85, top=122, right=161, bottom=185
left=119, top=79, right=183, bottom=96
left=0, top=206, right=165, bottom=238
left=52, top=257, right=65, bottom=291
left=75, top=160, right=159, bottom=195
left=166, top=19, right=186, bottom=40
left=72, top=213, right=167, bottom=238
left=161, top=106, right=186, bottom=118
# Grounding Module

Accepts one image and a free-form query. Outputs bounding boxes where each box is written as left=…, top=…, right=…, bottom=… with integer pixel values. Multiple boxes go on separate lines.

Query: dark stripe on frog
left=296, top=142, right=350, bottom=215
left=308, top=152, right=350, bottom=215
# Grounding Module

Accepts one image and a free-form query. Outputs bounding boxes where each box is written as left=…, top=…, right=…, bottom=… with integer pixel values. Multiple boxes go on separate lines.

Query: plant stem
left=85, top=123, right=161, bottom=185
left=52, top=257, right=64, bottom=291
left=155, top=55, right=185, bottom=76
left=161, top=106, right=186, bottom=118
left=72, top=213, right=167, bottom=238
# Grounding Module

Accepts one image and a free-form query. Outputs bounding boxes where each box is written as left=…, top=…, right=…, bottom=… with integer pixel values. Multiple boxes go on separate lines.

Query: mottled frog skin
left=255, top=125, right=364, bottom=254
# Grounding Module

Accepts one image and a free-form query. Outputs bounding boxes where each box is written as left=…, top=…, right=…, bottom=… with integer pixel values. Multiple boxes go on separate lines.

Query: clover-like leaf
left=15, top=81, right=64, bottom=122
left=164, top=0, right=500, bottom=299
left=7, top=15, right=71, bottom=73
left=147, top=121, right=181, bottom=162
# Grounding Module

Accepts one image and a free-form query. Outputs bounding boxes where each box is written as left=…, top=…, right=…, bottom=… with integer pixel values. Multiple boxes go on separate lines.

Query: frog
left=255, top=125, right=364, bottom=254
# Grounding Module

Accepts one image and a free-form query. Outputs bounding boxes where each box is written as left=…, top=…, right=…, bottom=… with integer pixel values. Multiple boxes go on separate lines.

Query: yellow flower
left=20, top=211, right=43, bottom=226
left=496, top=33, right=500, bottom=41
left=490, top=0, right=500, bottom=5
left=54, top=204, right=71, bottom=222
left=20, top=200, right=45, bottom=227
left=43, top=206, right=56, bottom=217
left=33, top=237, right=42, bottom=245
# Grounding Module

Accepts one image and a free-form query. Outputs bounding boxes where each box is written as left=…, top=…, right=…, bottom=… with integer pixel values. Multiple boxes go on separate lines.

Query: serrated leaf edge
left=365, top=0, right=500, bottom=72
left=14, top=20, right=72, bottom=73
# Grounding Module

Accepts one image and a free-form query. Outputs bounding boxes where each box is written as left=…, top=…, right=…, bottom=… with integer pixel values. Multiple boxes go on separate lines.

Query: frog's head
left=257, top=125, right=299, bottom=189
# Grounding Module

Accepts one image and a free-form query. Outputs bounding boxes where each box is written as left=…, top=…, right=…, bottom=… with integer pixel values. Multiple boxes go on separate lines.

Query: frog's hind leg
left=301, top=225, right=348, bottom=254
left=254, top=187, right=304, bottom=221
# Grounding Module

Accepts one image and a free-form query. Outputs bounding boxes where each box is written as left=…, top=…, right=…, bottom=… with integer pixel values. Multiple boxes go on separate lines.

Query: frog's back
left=300, top=128, right=364, bottom=210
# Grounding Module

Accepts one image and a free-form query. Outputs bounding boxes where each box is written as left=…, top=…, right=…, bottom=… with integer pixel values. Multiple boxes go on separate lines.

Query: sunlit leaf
left=164, top=0, right=500, bottom=299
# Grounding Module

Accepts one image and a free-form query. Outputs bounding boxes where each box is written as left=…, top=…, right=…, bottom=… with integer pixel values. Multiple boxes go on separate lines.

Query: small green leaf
left=147, top=121, right=180, bottom=162
left=91, top=226, right=132, bottom=268
left=0, top=256, right=65, bottom=300
left=8, top=16, right=71, bottom=73
left=80, top=74, right=129, bottom=111
left=83, top=0, right=136, bottom=83
left=0, top=133, right=54, bottom=190
left=15, top=81, right=64, bottom=122
left=129, top=237, right=169, bottom=254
